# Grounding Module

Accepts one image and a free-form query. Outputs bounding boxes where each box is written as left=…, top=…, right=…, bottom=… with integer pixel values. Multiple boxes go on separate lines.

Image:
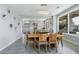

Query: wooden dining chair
left=25, top=32, right=34, bottom=48
left=48, top=32, right=58, bottom=52
left=35, top=33, right=48, bottom=53
left=58, top=32, right=62, bottom=35
left=57, top=32, right=63, bottom=48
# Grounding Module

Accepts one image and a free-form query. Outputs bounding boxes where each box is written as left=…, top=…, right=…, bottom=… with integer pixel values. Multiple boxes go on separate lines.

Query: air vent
left=41, top=4, right=47, bottom=6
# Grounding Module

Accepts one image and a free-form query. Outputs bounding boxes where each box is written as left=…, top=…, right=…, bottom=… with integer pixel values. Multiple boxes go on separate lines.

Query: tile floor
left=0, top=39, right=79, bottom=54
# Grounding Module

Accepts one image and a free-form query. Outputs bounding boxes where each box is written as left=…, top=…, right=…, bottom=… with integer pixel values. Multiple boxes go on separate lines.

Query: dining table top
left=27, top=32, right=64, bottom=39
left=27, top=34, right=39, bottom=38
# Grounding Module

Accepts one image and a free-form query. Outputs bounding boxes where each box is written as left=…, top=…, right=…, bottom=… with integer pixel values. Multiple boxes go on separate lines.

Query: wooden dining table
left=27, top=32, right=64, bottom=48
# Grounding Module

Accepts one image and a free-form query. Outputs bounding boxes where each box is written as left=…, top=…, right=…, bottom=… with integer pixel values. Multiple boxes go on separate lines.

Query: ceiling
left=6, top=4, right=74, bottom=21
left=7, top=4, right=48, bottom=18
left=48, top=4, right=74, bottom=15
left=70, top=9, right=79, bottom=18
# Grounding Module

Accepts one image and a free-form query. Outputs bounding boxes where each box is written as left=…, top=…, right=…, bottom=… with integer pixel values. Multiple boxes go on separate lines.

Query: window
left=69, top=10, right=79, bottom=34
left=59, top=15, right=68, bottom=33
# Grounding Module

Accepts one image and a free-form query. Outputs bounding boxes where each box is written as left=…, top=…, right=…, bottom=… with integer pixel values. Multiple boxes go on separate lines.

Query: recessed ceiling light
left=39, top=11, right=49, bottom=15
left=41, top=4, right=47, bottom=6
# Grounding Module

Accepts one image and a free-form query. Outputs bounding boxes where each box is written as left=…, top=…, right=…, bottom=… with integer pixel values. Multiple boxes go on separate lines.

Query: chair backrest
left=29, top=32, right=34, bottom=34
left=58, top=32, right=62, bottom=35
left=49, top=32, right=56, bottom=41
left=57, top=32, right=62, bottom=40
left=38, top=34, right=48, bottom=42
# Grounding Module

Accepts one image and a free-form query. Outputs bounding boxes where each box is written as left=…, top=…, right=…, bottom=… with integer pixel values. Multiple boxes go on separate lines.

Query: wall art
left=9, top=24, right=13, bottom=28
left=18, top=22, right=20, bottom=25
left=8, top=10, right=10, bottom=14
left=2, top=14, right=6, bottom=17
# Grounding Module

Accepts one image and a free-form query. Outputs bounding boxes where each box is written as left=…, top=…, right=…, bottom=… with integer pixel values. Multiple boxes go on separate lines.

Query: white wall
left=0, top=5, right=22, bottom=51
left=53, top=15, right=57, bottom=33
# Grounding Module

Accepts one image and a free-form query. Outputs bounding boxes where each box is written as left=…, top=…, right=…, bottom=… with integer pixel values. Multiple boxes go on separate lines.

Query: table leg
left=33, top=38, right=36, bottom=48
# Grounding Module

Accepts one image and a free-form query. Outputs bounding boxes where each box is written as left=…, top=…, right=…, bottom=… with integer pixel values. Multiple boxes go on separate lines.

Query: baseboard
left=0, top=37, right=22, bottom=51
left=64, top=39, right=79, bottom=46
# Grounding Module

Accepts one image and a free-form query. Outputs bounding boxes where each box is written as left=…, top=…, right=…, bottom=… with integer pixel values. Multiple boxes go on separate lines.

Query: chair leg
left=45, top=44, right=47, bottom=53
left=48, top=42, right=51, bottom=52
left=56, top=47, right=58, bottom=53
left=58, top=40, right=59, bottom=45
left=48, top=42, right=50, bottom=48
left=25, top=39, right=28, bottom=48
left=54, top=44, right=57, bottom=53
left=61, top=40, right=63, bottom=48
left=55, top=42, right=58, bottom=53
left=38, top=44, right=40, bottom=54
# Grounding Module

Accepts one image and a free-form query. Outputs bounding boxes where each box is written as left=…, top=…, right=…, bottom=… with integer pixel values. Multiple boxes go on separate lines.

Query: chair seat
left=35, top=40, right=48, bottom=44
left=39, top=42, right=48, bottom=44
left=49, top=41, right=56, bottom=44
